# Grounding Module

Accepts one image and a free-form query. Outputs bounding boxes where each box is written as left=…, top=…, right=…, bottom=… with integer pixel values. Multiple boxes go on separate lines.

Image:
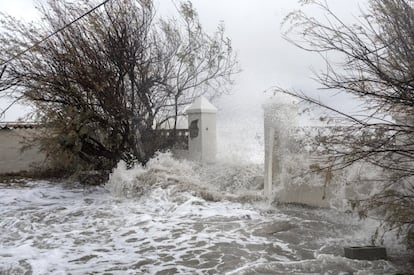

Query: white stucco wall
left=0, top=128, right=48, bottom=174
left=0, top=97, right=215, bottom=174
left=263, top=101, right=380, bottom=209
left=263, top=101, right=335, bottom=208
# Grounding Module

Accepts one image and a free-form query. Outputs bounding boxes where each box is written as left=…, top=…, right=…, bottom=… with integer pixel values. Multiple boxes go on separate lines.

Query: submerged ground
left=1, top=153, right=412, bottom=274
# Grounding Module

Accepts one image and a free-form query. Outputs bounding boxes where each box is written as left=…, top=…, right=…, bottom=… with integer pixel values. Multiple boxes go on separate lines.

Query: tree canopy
left=280, top=0, right=414, bottom=248
left=0, top=0, right=238, bottom=172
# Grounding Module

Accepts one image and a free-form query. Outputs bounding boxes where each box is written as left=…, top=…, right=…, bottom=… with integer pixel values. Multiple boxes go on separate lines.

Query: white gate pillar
left=264, top=124, right=274, bottom=197
left=186, top=96, right=217, bottom=163
left=263, top=99, right=298, bottom=198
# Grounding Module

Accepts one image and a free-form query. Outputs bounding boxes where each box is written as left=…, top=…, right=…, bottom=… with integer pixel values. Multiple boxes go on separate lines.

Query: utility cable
left=0, top=0, right=111, bottom=67
left=0, top=65, right=6, bottom=79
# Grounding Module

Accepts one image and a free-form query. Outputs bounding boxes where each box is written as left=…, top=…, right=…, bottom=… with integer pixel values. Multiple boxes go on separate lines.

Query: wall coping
left=0, top=122, right=43, bottom=130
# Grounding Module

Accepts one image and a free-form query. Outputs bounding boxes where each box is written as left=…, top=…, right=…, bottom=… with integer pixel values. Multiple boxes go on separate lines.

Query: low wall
left=0, top=124, right=190, bottom=175
left=0, top=125, right=48, bottom=174
left=263, top=102, right=371, bottom=208
left=157, top=129, right=189, bottom=150
left=273, top=184, right=332, bottom=208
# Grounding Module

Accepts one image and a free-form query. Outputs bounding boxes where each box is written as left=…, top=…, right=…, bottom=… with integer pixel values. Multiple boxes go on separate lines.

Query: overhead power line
left=0, top=0, right=111, bottom=67
left=0, top=65, right=6, bottom=79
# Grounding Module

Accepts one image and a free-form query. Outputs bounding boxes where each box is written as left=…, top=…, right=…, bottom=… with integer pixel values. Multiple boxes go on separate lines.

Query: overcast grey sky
left=0, top=0, right=368, bottom=121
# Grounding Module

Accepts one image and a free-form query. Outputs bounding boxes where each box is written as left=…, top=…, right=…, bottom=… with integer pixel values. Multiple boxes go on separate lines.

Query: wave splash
left=106, top=151, right=264, bottom=203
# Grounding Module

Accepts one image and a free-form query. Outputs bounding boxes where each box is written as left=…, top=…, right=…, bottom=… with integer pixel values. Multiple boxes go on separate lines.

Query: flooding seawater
left=1, top=103, right=413, bottom=274
left=0, top=153, right=412, bottom=274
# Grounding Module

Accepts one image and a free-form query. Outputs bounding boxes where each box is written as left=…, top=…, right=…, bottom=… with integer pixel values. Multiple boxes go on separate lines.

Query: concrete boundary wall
left=0, top=97, right=217, bottom=175
left=0, top=127, right=48, bottom=174
left=0, top=127, right=190, bottom=175
left=263, top=101, right=382, bottom=208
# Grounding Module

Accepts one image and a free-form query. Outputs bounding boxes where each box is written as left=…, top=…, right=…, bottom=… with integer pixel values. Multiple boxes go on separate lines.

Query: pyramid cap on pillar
left=186, top=96, right=217, bottom=114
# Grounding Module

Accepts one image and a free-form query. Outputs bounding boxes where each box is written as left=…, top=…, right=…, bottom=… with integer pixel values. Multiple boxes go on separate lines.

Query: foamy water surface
left=0, top=153, right=411, bottom=274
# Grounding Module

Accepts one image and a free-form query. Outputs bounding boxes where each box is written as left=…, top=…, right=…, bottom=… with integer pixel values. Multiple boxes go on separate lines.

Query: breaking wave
left=106, top=151, right=264, bottom=203
left=1, top=99, right=412, bottom=274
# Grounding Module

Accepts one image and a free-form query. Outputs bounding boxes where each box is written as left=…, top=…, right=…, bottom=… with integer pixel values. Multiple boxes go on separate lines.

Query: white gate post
left=186, top=96, right=217, bottom=163
left=264, top=125, right=274, bottom=197
left=263, top=99, right=298, bottom=198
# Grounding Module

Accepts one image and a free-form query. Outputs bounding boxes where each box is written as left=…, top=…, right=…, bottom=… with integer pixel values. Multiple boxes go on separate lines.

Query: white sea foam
left=1, top=176, right=408, bottom=271
left=1, top=173, right=409, bottom=274
left=0, top=96, right=411, bottom=274
left=106, top=151, right=264, bottom=204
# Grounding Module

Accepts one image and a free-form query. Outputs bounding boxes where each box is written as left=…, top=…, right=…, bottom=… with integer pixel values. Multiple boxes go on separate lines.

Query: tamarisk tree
left=278, top=0, right=414, bottom=248
left=0, top=0, right=238, bottom=171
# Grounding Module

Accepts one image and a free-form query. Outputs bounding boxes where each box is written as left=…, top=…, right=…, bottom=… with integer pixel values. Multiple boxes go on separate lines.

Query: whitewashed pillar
left=263, top=100, right=298, bottom=198
left=186, top=96, right=217, bottom=163
left=264, top=125, right=274, bottom=197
